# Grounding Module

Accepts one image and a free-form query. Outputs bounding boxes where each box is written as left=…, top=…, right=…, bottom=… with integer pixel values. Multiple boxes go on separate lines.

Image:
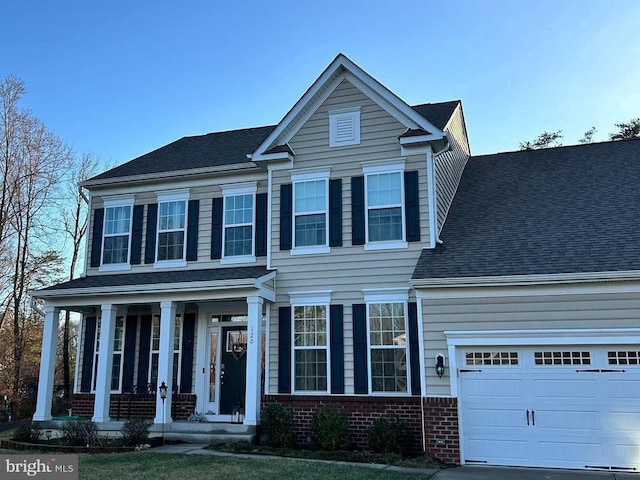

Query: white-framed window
left=292, top=304, right=329, bottom=393
left=147, top=313, right=183, bottom=391
left=363, top=162, right=407, bottom=250
left=329, top=107, right=361, bottom=147
left=292, top=171, right=329, bottom=254
left=91, top=316, right=126, bottom=393
left=101, top=196, right=134, bottom=271
left=111, top=317, right=125, bottom=391
left=222, top=184, right=256, bottom=264
left=366, top=296, right=409, bottom=394
left=155, top=191, right=189, bottom=267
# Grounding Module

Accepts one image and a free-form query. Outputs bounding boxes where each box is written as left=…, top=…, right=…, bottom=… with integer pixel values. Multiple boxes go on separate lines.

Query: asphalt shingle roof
left=413, top=138, right=640, bottom=280
left=40, top=266, right=271, bottom=292
left=88, top=102, right=460, bottom=182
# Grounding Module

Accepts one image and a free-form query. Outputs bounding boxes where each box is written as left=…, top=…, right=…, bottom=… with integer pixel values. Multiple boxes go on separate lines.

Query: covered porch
left=31, top=266, right=275, bottom=432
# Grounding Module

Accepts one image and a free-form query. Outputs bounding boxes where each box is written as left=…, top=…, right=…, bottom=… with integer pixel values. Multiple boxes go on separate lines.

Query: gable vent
left=329, top=108, right=360, bottom=147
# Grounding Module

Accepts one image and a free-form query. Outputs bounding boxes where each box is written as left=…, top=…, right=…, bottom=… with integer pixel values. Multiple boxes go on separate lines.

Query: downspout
left=267, top=168, right=273, bottom=270
left=416, top=294, right=427, bottom=453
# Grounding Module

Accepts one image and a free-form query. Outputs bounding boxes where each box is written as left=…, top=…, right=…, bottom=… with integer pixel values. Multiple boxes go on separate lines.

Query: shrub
left=309, top=407, right=349, bottom=451
left=121, top=418, right=152, bottom=447
left=61, top=419, right=99, bottom=446
left=260, top=403, right=296, bottom=448
left=13, top=422, right=43, bottom=443
left=368, top=417, right=411, bottom=456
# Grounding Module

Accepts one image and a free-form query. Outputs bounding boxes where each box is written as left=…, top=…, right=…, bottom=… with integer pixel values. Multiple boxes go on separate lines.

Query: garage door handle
left=531, top=410, right=535, bottom=426
left=526, top=410, right=530, bottom=425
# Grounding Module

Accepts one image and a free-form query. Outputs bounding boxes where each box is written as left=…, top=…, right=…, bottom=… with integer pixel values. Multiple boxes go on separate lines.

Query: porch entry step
left=164, top=432, right=254, bottom=444
left=164, top=421, right=256, bottom=444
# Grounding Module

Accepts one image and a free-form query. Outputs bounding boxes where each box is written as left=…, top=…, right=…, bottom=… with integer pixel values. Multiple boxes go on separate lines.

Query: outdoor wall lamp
left=159, top=381, right=168, bottom=444
left=435, top=354, right=446, bottom=378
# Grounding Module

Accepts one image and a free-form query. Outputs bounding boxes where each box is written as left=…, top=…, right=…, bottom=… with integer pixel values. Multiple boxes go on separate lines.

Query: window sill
left=154, top=259, right=187, bottom=269
left=99, top=263, right=131, bottom=272
left=290, top=245, right=330, bottom=256
left=364, top=241, right=408, bottom=251
left=291, top=390, right=330, bottom=396
left=221, top=255, right=257, bottom=265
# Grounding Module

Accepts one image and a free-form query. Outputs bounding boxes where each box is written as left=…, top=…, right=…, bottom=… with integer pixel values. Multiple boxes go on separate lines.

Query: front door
left=219, top=327, right=247, bottom=415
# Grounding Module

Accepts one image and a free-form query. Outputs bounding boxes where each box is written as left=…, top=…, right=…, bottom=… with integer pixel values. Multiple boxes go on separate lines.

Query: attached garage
left=446, top=331, right=640, bottom=472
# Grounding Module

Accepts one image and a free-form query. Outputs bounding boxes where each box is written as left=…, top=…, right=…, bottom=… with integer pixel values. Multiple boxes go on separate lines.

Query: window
left=157, top=199, right=187, bottom=262
left=368, top=302, right=408, bottom=393
left=173, top=315, right=183, bottom=390
left=148, top=315, right=160, bottom=387
left=291, top=171, right=330, bottom=254
left=293, top=305, right=328, bottom=392
left=366, top=170, right=404, bottom=243
left=92, top=319, right=101, bottom=392
left=608, top=350, right=640, bottom=365
left=101, top=196, right=134, bottom=270
left=466, top=351, right=518, bottom=366
left=111, top=317, right=125, bottom=391
left=224, top=194, right=254, bottom=257
left=534, top=351, right=591, bottom=366
left=329, top=108, right=360, bottom=147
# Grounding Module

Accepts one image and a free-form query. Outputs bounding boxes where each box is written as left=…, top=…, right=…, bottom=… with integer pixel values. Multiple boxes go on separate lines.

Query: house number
left=249, top=325, right=255, bottom=344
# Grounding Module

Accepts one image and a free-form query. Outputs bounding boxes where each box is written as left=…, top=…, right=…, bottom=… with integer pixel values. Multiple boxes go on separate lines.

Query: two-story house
left=32, top=54, right=640, bottom=472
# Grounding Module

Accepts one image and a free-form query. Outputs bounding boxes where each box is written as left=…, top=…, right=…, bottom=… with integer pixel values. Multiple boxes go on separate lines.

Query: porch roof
left=34, top=266, right=272, bottom=296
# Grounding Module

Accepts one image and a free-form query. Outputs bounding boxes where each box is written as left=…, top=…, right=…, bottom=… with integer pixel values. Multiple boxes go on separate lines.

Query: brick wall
left=71, top=394, right=196, bottom=421
left=261, top=395, right=460, bottom=463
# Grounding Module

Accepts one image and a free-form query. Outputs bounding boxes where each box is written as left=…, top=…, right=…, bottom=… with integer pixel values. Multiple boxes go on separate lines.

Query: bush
left=260, top=403, right=296, bottom=448
left=61, top=419, right=99, bottom=446
left=368, top=417, right=411, bottom=456
left=121, top=418, right=152, bottom=447
left=13, top=422, right=43, bottom=442
left=309, top=407, right=349, bottom=451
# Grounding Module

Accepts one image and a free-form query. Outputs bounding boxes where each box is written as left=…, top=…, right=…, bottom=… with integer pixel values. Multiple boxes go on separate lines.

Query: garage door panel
left=534, top=409, right=600, bottom=431
left=607, top=409, right=640, bottom=431
left=532, top=377, right=598, bottom=399
left=462, top=377, right=524, bottom=398
left=537, top=439, right=605, bottom=466
left=605, top=378, right=640, bottom=398
left=464, top=407, right=524, bottom=428
left=466, top=438, right=529, bottom=463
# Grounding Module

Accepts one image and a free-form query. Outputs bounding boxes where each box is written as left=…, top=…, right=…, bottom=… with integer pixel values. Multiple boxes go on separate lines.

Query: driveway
left=432, top=466, right=638, bottom=479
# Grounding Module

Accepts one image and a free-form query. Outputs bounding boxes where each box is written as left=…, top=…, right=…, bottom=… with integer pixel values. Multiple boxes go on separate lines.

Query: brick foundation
left=261, top=395, right=460, bottom=463
left=71, top=393, right=196, bottom=421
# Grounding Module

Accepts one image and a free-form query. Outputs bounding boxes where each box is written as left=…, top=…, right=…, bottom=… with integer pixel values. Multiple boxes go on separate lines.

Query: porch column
left=93, top=304, right=117, bottom=422
left=244, top=296, right=263, bottom=425
left=33, top=305, right=60, bottom=421
left=154, top=301, right=176, bottom=424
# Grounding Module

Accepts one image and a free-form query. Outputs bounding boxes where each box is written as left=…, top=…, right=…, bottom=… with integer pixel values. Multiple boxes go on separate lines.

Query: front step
left=164, top=421, right=256, bottom=444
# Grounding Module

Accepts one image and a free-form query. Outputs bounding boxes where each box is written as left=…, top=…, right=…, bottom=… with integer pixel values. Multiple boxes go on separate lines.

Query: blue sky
left=2, top=0, right=639, bottom=169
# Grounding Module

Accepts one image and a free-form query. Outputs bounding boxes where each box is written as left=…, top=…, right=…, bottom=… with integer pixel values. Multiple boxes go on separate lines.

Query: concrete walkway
left=149, top=444, right=639, bottom=479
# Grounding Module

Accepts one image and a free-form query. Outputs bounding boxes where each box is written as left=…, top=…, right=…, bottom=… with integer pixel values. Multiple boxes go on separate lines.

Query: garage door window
left=534, top=351, right=590, bottom=365
left=608, top=350, right=640, bottom=365
left=465, top=351, right=518, bottom=366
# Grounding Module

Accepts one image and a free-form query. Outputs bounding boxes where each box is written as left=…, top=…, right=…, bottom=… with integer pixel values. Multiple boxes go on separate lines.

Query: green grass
left=78, top=452, right=435, bottom=480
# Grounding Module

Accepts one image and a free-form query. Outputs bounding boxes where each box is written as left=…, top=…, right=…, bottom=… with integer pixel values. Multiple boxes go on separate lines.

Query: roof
left=413, top=138, right=640, bottom=280
left=86, top=102, right=460, bottom=183
left=37, top=266, right=271, bottom=293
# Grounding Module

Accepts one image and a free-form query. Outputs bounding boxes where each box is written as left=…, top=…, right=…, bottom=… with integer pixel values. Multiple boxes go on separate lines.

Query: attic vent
left=329, top=108, right=360, bottom=147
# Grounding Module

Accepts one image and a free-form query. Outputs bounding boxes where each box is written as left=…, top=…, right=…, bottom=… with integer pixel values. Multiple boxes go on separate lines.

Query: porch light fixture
left=435, top=354, right=446, bottom=378
left=159, top=381, right=168, bottom=444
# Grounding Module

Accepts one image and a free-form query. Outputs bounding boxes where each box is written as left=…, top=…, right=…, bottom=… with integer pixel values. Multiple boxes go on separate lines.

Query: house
left=31, top=54, right=640, bottom=471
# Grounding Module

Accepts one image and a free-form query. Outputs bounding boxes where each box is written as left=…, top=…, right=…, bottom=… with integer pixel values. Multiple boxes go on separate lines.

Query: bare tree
left=519, top=130, right=563, bottom=150
left=579, top=127, right=597, bottom=144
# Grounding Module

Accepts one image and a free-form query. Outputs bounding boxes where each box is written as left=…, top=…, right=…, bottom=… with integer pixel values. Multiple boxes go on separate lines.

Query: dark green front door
left=219, top=327, right=247, bottom=414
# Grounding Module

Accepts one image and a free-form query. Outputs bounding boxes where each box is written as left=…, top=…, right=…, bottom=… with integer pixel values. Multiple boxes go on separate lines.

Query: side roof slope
left=413, top=138, right=640, bottom=280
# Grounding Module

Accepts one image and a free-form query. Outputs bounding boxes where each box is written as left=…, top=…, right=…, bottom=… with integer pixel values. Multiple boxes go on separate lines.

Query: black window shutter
left=329, top=179, right=342, bottom=247
left=280, top=184, right=292, bottom=250
left=130, top=205, right=144, bottom=265
left=278, top=306, right=292, bottom=393
left=122, top=316, right=138, bottom=393
left=186, top=199, right=200, bottom=261
left=136, top=315, right=152, bottom=389
left=180, top=313, right=196, bottom=393
left=80, top=316, right=97, bottom=392
left=255, top=193, right=268, bottom=257
left=90, top=209, right=104, bottom=268
left=353, top=304, right=368, bottom=394
left=330, top=305, right=344, bottom=394
left=211, top=198, right=223, bottom=260
left=351, top=177, right=365, bottom=245
left=408, top=302, right=421, bottom=396
left=404, top=171, right=420, bottom=242
left=144, top=204, right=158, bottom=264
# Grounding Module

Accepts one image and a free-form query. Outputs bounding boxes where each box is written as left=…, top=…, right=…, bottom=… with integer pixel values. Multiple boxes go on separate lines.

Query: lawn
left=0, top=448, right=435, bottom=480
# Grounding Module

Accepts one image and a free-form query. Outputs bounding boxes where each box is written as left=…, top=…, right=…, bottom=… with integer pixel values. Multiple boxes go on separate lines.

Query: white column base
left=244, top=296, right=264, bottom=426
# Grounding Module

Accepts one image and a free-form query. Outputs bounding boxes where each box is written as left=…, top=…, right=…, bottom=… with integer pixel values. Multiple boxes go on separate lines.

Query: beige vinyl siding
left=267, top=79, right=430, bottom=394
left=434, top=105, right=470, bottom=233
left=420, top=283, right=640, bottom=397
left=86, top=175, right=268, bottom=275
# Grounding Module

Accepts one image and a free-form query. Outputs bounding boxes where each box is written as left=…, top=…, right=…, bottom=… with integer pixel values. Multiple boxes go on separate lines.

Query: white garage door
left=458, top=346, right=640, bottom=471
